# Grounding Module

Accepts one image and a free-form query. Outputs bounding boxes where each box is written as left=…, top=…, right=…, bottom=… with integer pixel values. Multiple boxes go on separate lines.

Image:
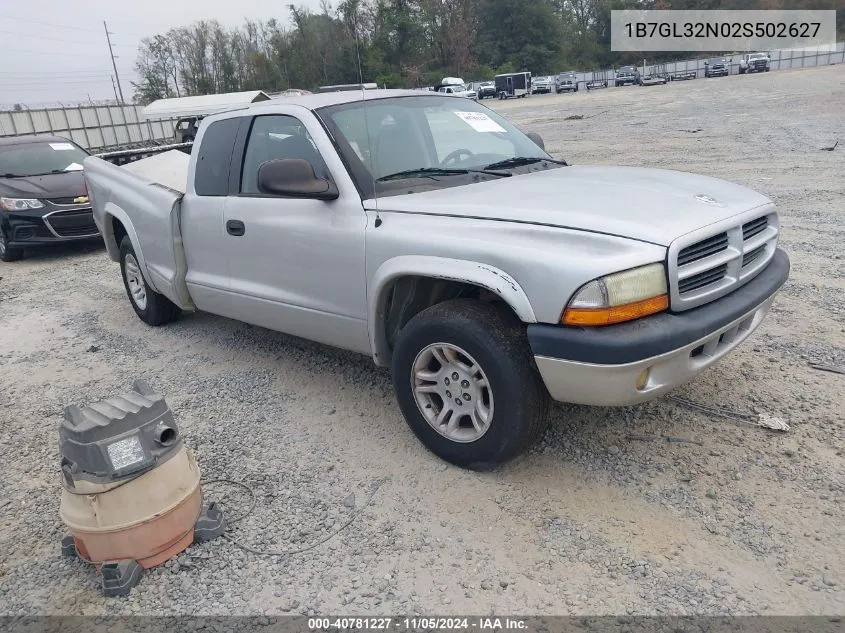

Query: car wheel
left=0, top=229, right=23, bottom=262
left=391, top=299, right=550, bottom=469
left=119, top=237, right=181, bottom=326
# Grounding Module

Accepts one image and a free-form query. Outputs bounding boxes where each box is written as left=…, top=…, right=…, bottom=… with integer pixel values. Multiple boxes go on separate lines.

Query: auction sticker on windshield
left=50, top=143, right=75, bottom=151
left=454, top=111, right=505, bottom=133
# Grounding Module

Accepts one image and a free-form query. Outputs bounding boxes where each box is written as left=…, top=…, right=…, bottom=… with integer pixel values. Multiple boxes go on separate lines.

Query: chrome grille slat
left=677, top=247, right=738, bottom=280
left=678, top=263, right=728, bottom=294
left=668, top=209, right=779, bottom=311
left=742, top=245, right=766, bottom=268
left=742, top=216, right=768, bottom=240
left=742, top=225, right=777, bottom=252
left=677, top=232, right=729, bottom=266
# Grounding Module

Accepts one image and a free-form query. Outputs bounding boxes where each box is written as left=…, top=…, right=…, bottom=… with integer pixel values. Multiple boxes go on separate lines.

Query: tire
left=0, top=229, right=23, bottom=262
left=391, top=299, right=550, bottom=469
left=119, top=237, right=181, bottom=326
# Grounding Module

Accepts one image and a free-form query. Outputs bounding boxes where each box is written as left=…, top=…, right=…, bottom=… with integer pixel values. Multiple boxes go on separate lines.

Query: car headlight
left=562, top=263, right=669, bottom=326
left=0, top=198, right=44, bottom=211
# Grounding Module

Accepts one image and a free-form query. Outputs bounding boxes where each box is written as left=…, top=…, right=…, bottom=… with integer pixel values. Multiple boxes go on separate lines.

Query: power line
left=2, top=78, right=117, bottom=86
left=0, top=47, right=109, bottom=58
left=0, top=14, right=102, bottom=33
left=0, top=28, right=137, bottom=47
left=0, top=14, right=151, bottom=38
left=0, top=70, right=124, bottom=76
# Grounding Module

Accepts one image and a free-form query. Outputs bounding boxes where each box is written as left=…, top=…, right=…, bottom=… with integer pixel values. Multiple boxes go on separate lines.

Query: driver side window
left=240, top=114, right=329, bottom=195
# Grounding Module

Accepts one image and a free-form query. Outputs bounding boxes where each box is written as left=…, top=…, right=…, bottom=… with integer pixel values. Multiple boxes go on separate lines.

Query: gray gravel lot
left=0, top=65, right=843, bottom=616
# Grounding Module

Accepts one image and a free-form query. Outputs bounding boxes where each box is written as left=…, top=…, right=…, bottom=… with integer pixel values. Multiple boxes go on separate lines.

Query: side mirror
left=257, top=158, right=338, bottom=200
left=526, top=131, right=545, bottom=150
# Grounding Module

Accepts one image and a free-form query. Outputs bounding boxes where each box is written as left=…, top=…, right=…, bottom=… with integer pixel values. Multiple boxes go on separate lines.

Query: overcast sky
left=0, top=0, right=324, bottom=107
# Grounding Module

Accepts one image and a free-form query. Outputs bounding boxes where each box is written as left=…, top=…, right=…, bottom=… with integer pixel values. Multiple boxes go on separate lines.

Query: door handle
left=226, top=220, right=245, bottom=237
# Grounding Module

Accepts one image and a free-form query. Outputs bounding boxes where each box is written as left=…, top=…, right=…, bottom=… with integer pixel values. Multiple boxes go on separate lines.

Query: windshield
left=0, top=141, right=88, bottom=177
left=750, top=53, right=766, bottom=59
left=710, top=58, right=726, bottom=64
left=318, top=95, right=554, bottom=198
left=619, top=67, right=635, bottom=73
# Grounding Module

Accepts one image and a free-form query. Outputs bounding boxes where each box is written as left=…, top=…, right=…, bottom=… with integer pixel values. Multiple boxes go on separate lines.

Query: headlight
left=562, top=263, right=669, bottom=326
left=0, top=198, right=44, bottom=211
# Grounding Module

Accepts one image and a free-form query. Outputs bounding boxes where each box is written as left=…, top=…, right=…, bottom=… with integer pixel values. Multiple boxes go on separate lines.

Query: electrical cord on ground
left=200, top=478, right=257, bottom=524
left=200, top=477, right=385, bottom=558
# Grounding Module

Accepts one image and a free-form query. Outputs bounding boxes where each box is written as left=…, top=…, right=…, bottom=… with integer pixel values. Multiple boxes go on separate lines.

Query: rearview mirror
left=526, top=131, right=545, bottom=150
left=257, top=158, right=338, bottom=200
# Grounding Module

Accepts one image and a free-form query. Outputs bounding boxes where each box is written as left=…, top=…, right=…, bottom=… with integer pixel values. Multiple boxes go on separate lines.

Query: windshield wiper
left=24, top=169, right=71, bottom=177
left=483, top=156, right=568, bottom=170
left=2, top=173, right=27, bottom=178
left=377, top=167, right=511, bottom=182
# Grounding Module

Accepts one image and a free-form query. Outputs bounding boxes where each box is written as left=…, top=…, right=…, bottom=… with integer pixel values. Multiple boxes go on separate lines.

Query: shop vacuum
left=59, top=380, right=224, bottom=596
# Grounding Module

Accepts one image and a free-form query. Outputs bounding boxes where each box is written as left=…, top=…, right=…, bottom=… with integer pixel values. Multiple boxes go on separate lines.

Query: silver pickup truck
left=84, top=90, right=789, bottom=468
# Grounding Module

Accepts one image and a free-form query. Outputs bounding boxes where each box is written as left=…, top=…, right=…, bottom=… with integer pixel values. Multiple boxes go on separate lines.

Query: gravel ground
left=0, top=65, right=843, bottom=617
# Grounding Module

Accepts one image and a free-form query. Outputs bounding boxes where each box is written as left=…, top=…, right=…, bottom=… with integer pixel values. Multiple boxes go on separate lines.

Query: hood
left=367, top=165, right=772, bottom=246
left=0, top=171, right=86, bottom=199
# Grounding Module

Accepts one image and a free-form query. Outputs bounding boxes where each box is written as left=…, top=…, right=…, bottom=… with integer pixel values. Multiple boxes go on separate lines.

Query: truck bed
left=84, top=152, right=193, bottom=310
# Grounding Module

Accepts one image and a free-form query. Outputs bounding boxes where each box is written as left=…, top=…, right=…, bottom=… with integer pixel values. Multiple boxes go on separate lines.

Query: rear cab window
left=194, top=118, right=242, bottom=196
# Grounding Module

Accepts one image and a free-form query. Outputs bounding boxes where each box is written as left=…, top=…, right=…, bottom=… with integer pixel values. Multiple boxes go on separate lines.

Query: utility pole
left=110, top=75, right=119, bottom=104
left=104, top=21, right=125, bottom=105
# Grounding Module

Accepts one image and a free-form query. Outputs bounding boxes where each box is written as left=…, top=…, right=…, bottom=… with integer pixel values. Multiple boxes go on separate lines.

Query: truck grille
left=668, top=209, right=779, bottom=311
left=677, top=232, right=728, bottom=266
left=678, top=263, right=728, bottom=294
left=742, top=216, right=768, bottom=240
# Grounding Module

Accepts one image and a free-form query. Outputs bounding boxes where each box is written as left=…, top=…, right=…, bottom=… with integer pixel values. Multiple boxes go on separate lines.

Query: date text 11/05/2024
left=308, top=617, right=528, bottom=630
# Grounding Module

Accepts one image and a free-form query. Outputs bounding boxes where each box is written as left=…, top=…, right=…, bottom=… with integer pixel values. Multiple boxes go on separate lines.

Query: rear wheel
left=391, top=300, right=550, bottom=469
left=119, top=237, right=181, bottom=326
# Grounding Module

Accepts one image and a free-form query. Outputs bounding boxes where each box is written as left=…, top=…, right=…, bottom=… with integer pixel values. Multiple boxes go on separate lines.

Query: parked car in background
left=174, top=117, right=202, bottom=143
left=0, top=135, right=99, bottom=262
left=531, top=76, right=553, bottom=94
left=281, top=88, right=313, bottom=96
left=705, top=57, right=730, bottom=78
left=437, top=83, right=478, bottom=99
left=555, top=72, right=579, bottom=93
left=85, top=90, right=789, bottom=468
left=476, top=81, right=496, bottom=99
left=615, top=66, right=641, bottom=87
left=739, top=52, right=770, bottom=74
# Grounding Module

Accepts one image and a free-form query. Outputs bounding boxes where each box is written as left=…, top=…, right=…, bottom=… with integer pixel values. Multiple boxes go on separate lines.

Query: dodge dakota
left=83, top=90, right=789, bottom=468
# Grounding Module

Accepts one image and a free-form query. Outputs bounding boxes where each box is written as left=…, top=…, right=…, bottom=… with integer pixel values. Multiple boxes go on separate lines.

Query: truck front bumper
left=527, top=249, right=790, bottom=406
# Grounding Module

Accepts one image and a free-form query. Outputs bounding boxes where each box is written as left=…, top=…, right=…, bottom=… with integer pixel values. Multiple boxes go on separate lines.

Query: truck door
left=219, top=112, right=370, bottom=354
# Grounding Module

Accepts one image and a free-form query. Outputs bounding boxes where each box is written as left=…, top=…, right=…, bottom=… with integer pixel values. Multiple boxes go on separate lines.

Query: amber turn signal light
left=562, top=294, right=669, bottom=326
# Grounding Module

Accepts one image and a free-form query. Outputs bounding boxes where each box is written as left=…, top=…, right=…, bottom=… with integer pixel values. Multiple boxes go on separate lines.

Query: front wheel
left=0, top=230, right=23, bottom=262
left=119, top=237, right=181, bottom=326
left=391, top=300, right=550, bottom=469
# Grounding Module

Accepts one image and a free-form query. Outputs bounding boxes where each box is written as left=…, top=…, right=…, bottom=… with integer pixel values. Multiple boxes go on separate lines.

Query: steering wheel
left=441, top=148, right=475, bottom=167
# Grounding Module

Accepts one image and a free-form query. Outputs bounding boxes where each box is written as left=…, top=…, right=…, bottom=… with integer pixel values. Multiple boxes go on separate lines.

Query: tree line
left=132, top=0, right=844, bottom=104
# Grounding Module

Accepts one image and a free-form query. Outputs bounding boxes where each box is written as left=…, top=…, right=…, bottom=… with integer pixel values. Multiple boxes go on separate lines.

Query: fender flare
left=101, top=203, right=160, bottom=294
left=368, top=256, right=536, bottom=366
